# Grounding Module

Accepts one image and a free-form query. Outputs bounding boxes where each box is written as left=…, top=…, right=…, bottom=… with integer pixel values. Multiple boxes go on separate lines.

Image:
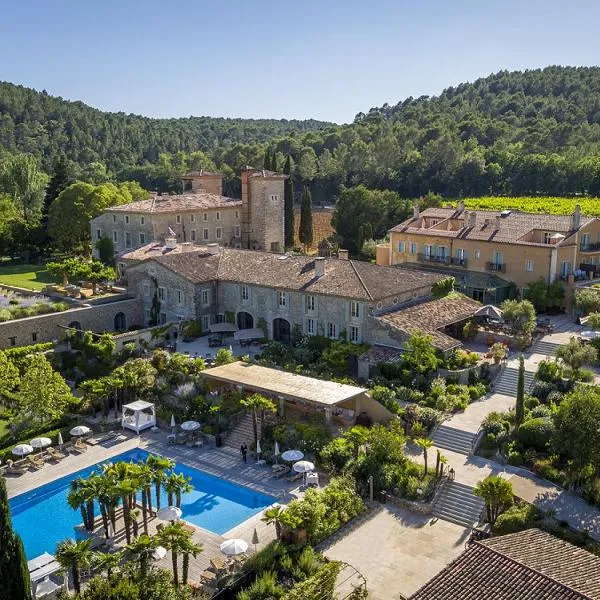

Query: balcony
left=485, top=262, right=507, bottom=273
left=418, top=253, right=450, bottom=265
left=450, top=257, right=468, bottom=267
left=579, top=242, right=600, bottom=252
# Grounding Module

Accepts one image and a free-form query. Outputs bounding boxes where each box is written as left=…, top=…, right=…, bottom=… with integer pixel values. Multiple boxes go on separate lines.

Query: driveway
left=323, top=505, right=468, bottom=599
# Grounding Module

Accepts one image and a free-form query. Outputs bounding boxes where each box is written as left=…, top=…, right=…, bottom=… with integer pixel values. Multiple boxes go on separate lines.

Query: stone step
left=432, top=481, right=484, bottom=529
left=432, top=425, right=476, bottom=455
left=224, top=413, right=262, bottom=450
left=494, top=367, right=535, bottom=397
left=531, top=340, right=561, bottom=357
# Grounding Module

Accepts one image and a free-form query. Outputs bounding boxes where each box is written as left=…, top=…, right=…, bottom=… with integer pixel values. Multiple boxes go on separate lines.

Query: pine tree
left=271, top=151, right=278, bottom=172
left=283, top=155, right=295, bottom=247
left=43, top=155, right=75, bottom=218
left=363, top=222, right=374, bottom=241
left=299, top=187, right=313, bottom=248
left=263, top=149, right=272, bottom=170
left=0, top=476, right=31, bottom=600
left=515, top=354, right=525, bottom=427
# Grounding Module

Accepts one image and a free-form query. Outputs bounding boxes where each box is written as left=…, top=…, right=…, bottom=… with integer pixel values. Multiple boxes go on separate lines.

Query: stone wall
left=0, top=298, right=142, bottom=349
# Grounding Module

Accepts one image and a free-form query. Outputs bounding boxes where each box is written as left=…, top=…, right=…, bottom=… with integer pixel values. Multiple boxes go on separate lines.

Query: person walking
left=240, top=443, right=247, bottom=464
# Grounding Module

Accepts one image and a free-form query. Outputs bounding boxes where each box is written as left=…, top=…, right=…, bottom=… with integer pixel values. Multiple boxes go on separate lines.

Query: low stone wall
left=385, top=476, right=449, bottom=515
left=0, top=298, right=142, bottom=349
left=438, top=364, right=481, bottom=384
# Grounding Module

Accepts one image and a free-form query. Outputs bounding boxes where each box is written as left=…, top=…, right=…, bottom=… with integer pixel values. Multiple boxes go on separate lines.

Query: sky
left=1, top=0, right=599, bottom=123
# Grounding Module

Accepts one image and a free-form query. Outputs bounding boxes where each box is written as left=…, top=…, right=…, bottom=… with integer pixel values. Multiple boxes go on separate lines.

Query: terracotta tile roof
left=130, top=248, right=443, bottom=301
left=392, top=207, right=594, bottom=247
left=376, top=294, right=481, bottom=350
left=245, top=168, right=287, bottom=180
left=182, top=170, right=223, bottom=177
left=410, top=529, right=600, bottom=600
left=358, top=345, right=403, bottom=363
left=108, top=193, right=242, bottom=214
left=119, top=242, right=207, bottom=262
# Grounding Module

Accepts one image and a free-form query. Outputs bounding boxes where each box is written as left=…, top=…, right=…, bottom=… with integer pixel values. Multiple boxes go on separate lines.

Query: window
left=350, top=301, right=360, bottom=319
left=235, top=226, right=241, bottom=238
left=456, top=248, right=466, bottom=264
left=203, top=213, right=208, bottom=221
left=561, top=261, right=572, bottom=278
left=201, top=290, right=210, bottom=305
left=139, top=232, right=146, bottom=245
left=349, top=326, right=360, bottom=343
left=112, top=230, right=118, bottom=243
left=159, top=312, right=167, bottom=325
left=423, top=244, right=431, bottom=258
left=410, top=242, right=418, bottom=255
left=277, top=291, right=287, bottom=308
left=140, top=216, right=145, bottom=225
left=191, top=229, right=196, bottom=242
left=125, top=215, right=130, bottom=224
left=176, top=215, right=181, bottom=224
left=526, top=259, right=534, bottom=272
left=270, top=194, right=279, bottom=202
left=177, top=290, right=184, bottom=305
left=32, top=332, right=38, bottom=343
left=305, top=295, right=315, bottom=312
left=143, top=282, right=150, bottom=298
left=327, top=322, right=338, bottom=339
left=216, top=227, right=222, bottom=239
left=125, top=232, right=131, bottom=248
left=190, top=214, right=195, bottom=223
left=306, top=318, right=316, bottom=335
left=216, top=211, right=221, bottom=221
left=398, top=241, right=405, bottom=253
left=474, top=249, right=481, bottom=259
left=493, top=251, right=503, bottom=265
left=203, top=229, right=209, bottom=240
left=9, top=336, right=16, bottom=346
left=113, top=215, right=116, bottom=223
left=96, top=229, right=102, bottom=241
left=235, top=210, right=239, bottom=219
left=157, top=287, right=166, bottom=301
left=145, top=309, right=151, bottom=321
left=543, top=231, right=553, bottom=244
left=202, top=315, right=210, bottom=331
left=240, top=285, right=249, bottom=301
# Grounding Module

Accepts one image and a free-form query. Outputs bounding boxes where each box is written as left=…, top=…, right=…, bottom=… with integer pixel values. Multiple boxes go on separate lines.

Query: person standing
left=240, top=443, right=247, bottom=463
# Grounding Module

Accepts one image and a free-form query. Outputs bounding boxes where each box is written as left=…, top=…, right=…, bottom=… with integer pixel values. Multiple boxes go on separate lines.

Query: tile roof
left=410, top=529, right=600, bottom=600
left=131, top=248, right=443, bottom=301
left=376, top=294, right=481, bottom=350
left=182, top=170, right=223, bottom=177
left=245, top=168, right=287, bottom=180
left=392, top=207, right=594, bottom=247
left=108, top=193, right=242, bottom=214
left=119, top=242, right=206, bottom=262
left=358, top=345, right=403, bottom=364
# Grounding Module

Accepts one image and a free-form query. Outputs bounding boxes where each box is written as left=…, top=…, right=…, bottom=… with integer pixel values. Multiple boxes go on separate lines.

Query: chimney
left=314, top=257, right=325, bottom=277
left=470, top=212, right=477, bottom=227
left=457, top=200, right=465, bottom=213
left=338, top=249, right=349, bottom=260
left=165, top=237, right=177, bottom=250
left=413, top=204, right=420, bottom=219
left=495, top=216, right=501, bottom=231
left=206, top=243, right=220, bottom=255
left=573, top=204, right=581, bottom=229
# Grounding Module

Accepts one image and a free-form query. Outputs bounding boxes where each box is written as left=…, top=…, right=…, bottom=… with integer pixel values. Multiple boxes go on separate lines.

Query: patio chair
left=5, top=460, right=26, bottom=476
left=26, top=455, right=44, bottom=470
left=47, top=447, right=66, bottom=461
left=74, top=438, right=88, bottom=452
left=286, top=471, right=303, bottom=483
left=272, top=467, right=291, bottom=479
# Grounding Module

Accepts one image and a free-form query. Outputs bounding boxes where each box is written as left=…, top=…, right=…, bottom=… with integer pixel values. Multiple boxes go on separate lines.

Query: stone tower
left=181, top=171, right=225, bottom=195
left=240, top=168, right=287, bottom=252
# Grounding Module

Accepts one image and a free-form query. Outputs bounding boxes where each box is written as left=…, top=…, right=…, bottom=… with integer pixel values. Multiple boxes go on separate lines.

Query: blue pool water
left=9, top=449, right=276, bottom=559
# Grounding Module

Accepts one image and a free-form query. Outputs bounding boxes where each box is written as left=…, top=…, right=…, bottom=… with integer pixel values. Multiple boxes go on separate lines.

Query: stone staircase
left=432, top=425, right=476, bottom=455
left=224, top=413, right=261, bottom=450
left=431, top=481, right=484, bottom=528
left=530, top=339, right=561, bottom=357
left=494, top=366, right=535, bottom=397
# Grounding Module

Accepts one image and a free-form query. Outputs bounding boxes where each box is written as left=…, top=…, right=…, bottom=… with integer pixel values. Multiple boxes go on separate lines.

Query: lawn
left=0, top=263, right=56, bottom=291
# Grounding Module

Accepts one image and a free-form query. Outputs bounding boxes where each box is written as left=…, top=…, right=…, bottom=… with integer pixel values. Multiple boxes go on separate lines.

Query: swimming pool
left=9, top=448, right=277, bottom=559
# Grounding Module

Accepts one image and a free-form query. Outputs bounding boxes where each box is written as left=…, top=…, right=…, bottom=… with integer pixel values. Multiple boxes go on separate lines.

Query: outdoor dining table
left=305, top=472, right=319, bottom=487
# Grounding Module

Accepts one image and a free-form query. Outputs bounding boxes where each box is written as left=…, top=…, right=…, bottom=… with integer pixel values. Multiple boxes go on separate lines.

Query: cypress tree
left=43, top=155, right=75, bottom=218
left=0, top=476, right=31, bottom=600
left=515, top=354, right=525, bottom=427
left=363, top=222, right=374, bottom=242
left=263, top=148, right=272, bottom=170
left=283, top=155, right=295, bottom=248
left=299, top=187, right=313, bottom=249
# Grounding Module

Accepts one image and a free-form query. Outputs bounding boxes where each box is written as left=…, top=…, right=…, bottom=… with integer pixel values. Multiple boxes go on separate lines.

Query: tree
left=515, top=354, right=525, bottom=427
left=156, top=522, right=202, bottom=587
left=501, top=299, right=536, bottom=336
left=95, top=235, right=115, bottom=265
left=474, top=476, right=513, bottom=526
left=46, top=257, right=88, bottom=286
left=403, top=331, right=440, bottom=375
left=16, top=354, right=74, bottom=425
left=0, top=476, right=31, bottom=600
left=431, top=276, right=455, bottom=298
left=126, top=534, right=157, bottom=578
left=415, top=438, right=433, bottom=475
left=283, top=155, right=295, bottom=248
left=146, top=454, right=175, bottom=512
left=556, top=337, right=598, bottom=380
left=164, top=472, right=193, bottom=508
left=43, top=155, right=77, bottom=218
left=55, top=538, right=93, bottom=595
left=574, top=288, right=600, bottom=316
left=299, top=187, right=313, bottom=248
left=261, top=505, right=286, bottom=540
left=80, top=260, right=116, bottom=294
left=91, top=549, right=122, bottom=579
left=524, top=278, right=565, bottom=313
left=240, top=393, right=277, bottom=448
left=0, top=350, right=20, bottom=402
left=214, top=348, right=235, bottom=366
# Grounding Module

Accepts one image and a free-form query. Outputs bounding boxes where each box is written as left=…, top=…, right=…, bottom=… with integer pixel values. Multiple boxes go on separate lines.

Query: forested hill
left=0, top=81, right=331, bottom=170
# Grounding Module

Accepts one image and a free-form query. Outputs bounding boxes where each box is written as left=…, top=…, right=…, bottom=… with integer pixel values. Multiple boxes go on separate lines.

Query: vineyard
left=293, top=207, right=335, bottom=247
left=460, top=197, right=600, bottom=216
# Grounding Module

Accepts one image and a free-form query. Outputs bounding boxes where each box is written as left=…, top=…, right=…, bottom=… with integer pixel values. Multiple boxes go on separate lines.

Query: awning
left=210, top=323, right=238, bottom=333
left=234, top=328, right=265, bottom=341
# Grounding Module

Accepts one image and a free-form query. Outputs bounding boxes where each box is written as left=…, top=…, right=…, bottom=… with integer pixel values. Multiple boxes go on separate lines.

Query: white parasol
left=292, top=460, right=315, bottom=474
left=220, top=538, right=248, bottom=556
left=12, top=444, right=34, bottom=457
left=30, top=437, right=52, bottom=450
left=57, top=432, right=64, bottom=448
left=281, top=449, right=304, bottom=462
left=180, top=420, right=201, bottom=432
left=70, top=425, right=91, bottom=437
left=274, top=441, right=280, bottom=463
left=256, top=439, right=262, bottom=455
left=157, top=506, right=182, bottom=522
left=153, top=546, right=167, bottom=560
left=170, top=414, right=176, bottom=433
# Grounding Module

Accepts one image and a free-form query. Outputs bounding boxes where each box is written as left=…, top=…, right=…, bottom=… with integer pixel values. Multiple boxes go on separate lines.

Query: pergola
left=121, top=400, right=156, bottom=434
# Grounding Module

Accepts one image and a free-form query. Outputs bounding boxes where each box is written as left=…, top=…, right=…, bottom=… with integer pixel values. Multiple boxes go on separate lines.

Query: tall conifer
left=283, top=155, right=295, bottom=247
left=299, top=187, right=313, bottom=249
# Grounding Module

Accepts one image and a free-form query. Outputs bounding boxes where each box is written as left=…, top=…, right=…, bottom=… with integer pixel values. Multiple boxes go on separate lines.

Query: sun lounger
left=209, top=556, right=227, bottom=572
left=272, top=467, right=290, bottom=479
left=72, top=439, right=88, bottom=452
left=286, top=471, right=303, bottom=482
left=5, top=460, right=26, bottom=475
left=47, top=447, right=66, bottom=460
left=27, top=455, right=44, bottom=470
left=200, top=569, right=217, bottom=583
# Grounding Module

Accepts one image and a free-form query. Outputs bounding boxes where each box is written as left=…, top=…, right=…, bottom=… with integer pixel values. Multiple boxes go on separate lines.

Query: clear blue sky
left=1, top=0, right=598, bottom=123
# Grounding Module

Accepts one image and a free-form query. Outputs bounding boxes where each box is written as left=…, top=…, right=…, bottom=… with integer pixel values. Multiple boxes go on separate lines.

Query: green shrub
left=396, top=386, right=425, bottom=404
left=531, top=380, right=557, bottom=402
left=524, top=394, right=540, bottom=409
left=536, top=359, right=562, bottom=383
left=237, top=571, right=285, bottom=600
left=181, top=320, right=203, bottom=341
left=517, top=417, right=555, bottom=451
left=546, top=390, right=564, bottom=405
left=531, top=405, right=552, bottom=419
left=508, top=450, right=524, bottom=466
left=578, top=368, right=595, bottom=382
left=415, top=406, right=443, bottom=430
left=531, top=457, right=565, bottom=485
left=493, top=503, right=538, bottom=535
left=468, top=382, right=487, bottom=401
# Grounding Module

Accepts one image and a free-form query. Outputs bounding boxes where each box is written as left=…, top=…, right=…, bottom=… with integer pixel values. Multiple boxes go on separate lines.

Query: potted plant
left=490, top=342, right=507, bottom=365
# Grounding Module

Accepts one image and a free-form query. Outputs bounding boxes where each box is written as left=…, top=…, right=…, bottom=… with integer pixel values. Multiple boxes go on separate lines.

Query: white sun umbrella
left=157, top=506, right=182, bottom=522
left=57, top=432, right=64, bottom=449
left=170, top=414, right=176, bottom=432
left=30, top=437, right=52, bottom=451
left=70, top=425, right=91, bottom=437
left=152, top=546, right=167, bottom=560
left=256, top=439, right=262, bottom=455
left=220, top=538, right=248, bottom=556
left=274, top=441, right=280, bottom=464
left=36, top=577, right=60, bottom=597
left=293, top=460, right=315, bottom=474
left=180, top=420, right=201, bottom=432
left=281, top=449, right=304, bottom=462
left=12, top=444, right=33, bottom=457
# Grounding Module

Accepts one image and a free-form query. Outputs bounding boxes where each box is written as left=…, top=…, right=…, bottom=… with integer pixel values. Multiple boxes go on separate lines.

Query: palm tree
left=156, top=522, right=202, bottom=587
left=181, top=535, right=203, bottom=585
left=165, top=472, right=193, bottom=508
left=92, top=549, right=122, bottom=578
left=126, top=533, right=156, bottom=578
left=56, top=538, right=93, bottom=595
left=240, top=393, right=277, bottom=448
left=262, top=505, right=285, bottom=540
left=415, top=438, right=434, bottom=476
left=145, top=454, right=175, bottom=511
left=107, top=461, right=136, bottom=544
left=67, top=480, right=91, bottom=533
left=133, top=464, right=153, bottom=535
left=474, top=475, right=514, bottom=525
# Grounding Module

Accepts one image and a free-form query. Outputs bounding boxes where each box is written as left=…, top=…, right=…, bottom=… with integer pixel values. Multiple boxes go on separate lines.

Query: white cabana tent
left=234, top=328, right=264, bottom=341
left=121, top=400, right=156, bottom=434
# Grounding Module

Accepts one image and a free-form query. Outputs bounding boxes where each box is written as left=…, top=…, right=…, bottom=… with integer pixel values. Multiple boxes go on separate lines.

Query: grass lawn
left=0, top=263, right=56, bottom=291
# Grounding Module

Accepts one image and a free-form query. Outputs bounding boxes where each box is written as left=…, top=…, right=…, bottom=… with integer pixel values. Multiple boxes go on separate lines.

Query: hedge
left=283, top=561, right=342, bottom=600
left=517, top=417, right=555, bottom=451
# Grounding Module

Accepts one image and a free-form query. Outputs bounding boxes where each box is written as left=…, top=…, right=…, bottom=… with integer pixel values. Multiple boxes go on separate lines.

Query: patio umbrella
left=170, top=414, right=176, bottom=433
left=220, top=539, right=248, bottom=556
left=70, top=425, right=91, bottom=437
left=12, top=444, right=33, bottom=457
left=157, top=506, right=182, bottom=522
left=474, top=304, right=503, bottom=319
left=292, top=460, right=315, bottom=474
left=252, top=528, right=259, bottom=552
left=181, top=420, right=201, bottom=432
left=152, top=546, right=167, bottom=560
left=35, top=578, right=60, bottom=598
left=580, top=330, right=598, bottom=340
left=30, top=437, right=51, bottom=451
left=256, top=440, right=262, bottom=455
left=57, top=432, right=64, bottom=449
left=281, top=449, right=304, bottom=462
left=274, top=441, right=280, bottom=464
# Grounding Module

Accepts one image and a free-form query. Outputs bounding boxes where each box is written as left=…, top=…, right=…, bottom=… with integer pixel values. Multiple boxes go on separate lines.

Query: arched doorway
left=272, top=318, right=291, bottom=344
left=237, top=311, right=254, bottom=330
left=114, top=312, right=127, bottom=331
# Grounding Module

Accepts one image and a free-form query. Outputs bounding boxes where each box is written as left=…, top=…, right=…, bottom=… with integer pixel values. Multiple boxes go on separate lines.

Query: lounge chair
left=27, top=455, right=44, bottom=470
left=272, top=466, right=290, bottom=479
left=286, top=471, right=303, bottom=483
left=209, top=556, right=227, bottom=572
left=72, top=439, right=88, bottom=453
left=200, top=569, right=217, bottom=583
left=5, top=460, right=26, bottom=476
left=47, top=447, right=66, bottom=461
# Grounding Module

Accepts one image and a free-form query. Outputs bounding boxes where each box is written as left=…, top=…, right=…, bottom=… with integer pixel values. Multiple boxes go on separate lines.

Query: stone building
left=91, top=168, right=286, bottom=258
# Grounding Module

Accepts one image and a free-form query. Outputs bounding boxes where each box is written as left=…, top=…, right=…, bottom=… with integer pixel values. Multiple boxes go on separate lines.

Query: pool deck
left=6, top=430, right=303, bottom=591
